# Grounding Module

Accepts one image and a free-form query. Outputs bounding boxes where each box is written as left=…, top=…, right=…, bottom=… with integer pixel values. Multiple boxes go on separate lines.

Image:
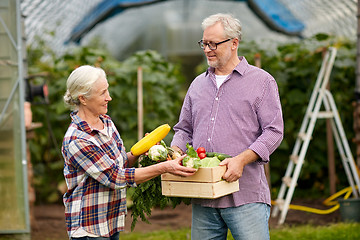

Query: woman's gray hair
left=201, top=13, right=242, bottom=41
left=63, top=65, right=106, bottom=110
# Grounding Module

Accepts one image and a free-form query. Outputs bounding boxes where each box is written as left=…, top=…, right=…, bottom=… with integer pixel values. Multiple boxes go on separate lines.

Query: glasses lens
left=198, top=40, right=204, bottom=49
left=198, top=40, right=217, bottom=50
left=208, top=43, right=216, bottom=50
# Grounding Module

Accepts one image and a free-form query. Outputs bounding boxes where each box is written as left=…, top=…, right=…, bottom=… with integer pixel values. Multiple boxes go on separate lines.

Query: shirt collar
left=70, top=111, right=110, bottom=134
left=205, top=56, right=248, bottom=77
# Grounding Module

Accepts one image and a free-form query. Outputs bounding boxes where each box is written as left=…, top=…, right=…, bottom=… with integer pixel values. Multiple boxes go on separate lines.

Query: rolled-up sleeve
left=249, top=77, right=284, bottom=163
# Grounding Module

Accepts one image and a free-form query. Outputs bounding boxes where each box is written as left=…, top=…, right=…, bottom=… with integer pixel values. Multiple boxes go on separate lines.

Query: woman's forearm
left=134, top=162, right=168, bottom=184
left=127, top=152, right=139, bottom=167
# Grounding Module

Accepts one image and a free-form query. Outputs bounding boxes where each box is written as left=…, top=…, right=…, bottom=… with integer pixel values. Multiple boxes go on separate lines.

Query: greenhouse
left=0, top=0, right=359, bottom=239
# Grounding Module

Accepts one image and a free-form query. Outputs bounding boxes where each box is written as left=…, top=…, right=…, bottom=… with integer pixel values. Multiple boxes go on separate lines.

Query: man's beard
left=207, top=51, right=231, bottom=69
left=207, top=59, right=219, bottom=68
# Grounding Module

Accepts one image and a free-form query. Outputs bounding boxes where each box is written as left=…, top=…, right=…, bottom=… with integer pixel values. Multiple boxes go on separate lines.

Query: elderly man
left=171, top=13, right=283, bottom=240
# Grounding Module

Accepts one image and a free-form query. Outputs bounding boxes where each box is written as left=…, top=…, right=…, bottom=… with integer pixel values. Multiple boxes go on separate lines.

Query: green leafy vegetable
left=200, top=157, right=221, bottom=167
left=129, top=155, right=190, bottom=231
left=186, top=143, right=198, bottom=158
left=182, top=143, right=201, bottom=169
left=182, top=156, right=201, bottom=169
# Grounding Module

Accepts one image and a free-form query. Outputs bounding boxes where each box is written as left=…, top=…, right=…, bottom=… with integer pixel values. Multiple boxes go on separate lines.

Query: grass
left=117, top=222, right=360, bottom=240
left=0, top=222, right=359, bottom=240
left=270, top=222, right=360, bottom=240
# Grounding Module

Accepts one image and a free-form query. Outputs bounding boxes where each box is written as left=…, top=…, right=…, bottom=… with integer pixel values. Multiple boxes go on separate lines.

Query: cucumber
left=205, top=152, right=216, bottom=157
left=216, top=154, right=232, bottom=161
left=205, top=152, right=232, bottom=160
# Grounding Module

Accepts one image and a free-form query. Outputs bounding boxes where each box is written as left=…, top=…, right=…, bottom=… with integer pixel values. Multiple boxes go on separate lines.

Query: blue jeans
left=191, top=203, right=270, bottom=240
left=71, top=232, right=119, bottom=240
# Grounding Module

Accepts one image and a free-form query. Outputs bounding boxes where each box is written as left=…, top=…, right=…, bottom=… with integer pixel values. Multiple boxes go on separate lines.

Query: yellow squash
left=130, top=124, right=171, bottom=156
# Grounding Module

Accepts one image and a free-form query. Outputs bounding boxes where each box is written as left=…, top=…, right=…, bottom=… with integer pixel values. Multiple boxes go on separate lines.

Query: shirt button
left=208, top=138, right=211, bottom=142
left=215, top=97, right=219, bottom=101
left=211, top=117, right=215, bottom=121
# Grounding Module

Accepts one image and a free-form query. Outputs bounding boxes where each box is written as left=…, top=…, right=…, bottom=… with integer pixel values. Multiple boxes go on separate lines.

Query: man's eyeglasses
left=198, top=38, right=232, bottom=50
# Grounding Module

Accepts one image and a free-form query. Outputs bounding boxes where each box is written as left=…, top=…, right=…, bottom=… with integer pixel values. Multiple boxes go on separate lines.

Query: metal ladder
left=272, top=47, right=360, bottom=225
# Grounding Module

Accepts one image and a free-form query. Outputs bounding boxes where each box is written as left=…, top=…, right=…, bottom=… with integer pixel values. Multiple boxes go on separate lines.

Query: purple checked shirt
left=171, top=56, right=283, bottom=208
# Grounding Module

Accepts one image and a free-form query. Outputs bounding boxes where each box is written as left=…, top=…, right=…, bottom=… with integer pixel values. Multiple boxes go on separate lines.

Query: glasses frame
left=198, top=38, right=233, bottom=50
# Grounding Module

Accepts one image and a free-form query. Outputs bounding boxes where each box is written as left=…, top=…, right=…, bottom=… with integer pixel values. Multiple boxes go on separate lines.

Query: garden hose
left=271, top=185, right=358, bottom=215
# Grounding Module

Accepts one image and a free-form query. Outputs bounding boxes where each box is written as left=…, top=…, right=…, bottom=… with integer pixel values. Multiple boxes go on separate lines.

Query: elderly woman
left=61, top=65, right=196, bottom=240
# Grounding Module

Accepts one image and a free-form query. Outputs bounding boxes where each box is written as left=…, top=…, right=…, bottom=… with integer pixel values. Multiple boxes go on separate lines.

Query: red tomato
left=196, top=147, right=206, bottom=155
left=198, top=152, right=206, bottom=159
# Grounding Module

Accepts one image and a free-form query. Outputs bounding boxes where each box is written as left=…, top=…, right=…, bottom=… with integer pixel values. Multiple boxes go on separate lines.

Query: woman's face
left=82, top=76, right=112, bottom=116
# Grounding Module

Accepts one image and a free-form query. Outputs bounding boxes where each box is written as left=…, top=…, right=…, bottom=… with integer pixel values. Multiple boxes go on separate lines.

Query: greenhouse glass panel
left=0, top=0, right=29, bottom=233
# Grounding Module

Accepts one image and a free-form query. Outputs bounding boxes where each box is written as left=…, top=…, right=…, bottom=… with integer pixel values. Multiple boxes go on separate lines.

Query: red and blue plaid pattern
left=62, top=112, right=135, bottom=237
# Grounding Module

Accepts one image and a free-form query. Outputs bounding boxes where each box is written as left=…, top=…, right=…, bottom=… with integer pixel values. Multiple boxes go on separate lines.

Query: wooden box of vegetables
left=161, top=166, right=239, bottom=199
left=161, top=144, right=239, bottom=199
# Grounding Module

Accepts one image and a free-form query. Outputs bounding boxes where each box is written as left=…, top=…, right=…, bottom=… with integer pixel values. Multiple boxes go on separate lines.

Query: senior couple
left=61, top=13, right=283, bottom=240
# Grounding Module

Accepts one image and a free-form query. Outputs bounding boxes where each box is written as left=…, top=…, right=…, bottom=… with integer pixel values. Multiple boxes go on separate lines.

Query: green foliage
left=28, top=34, right=357, bottom=207
left=247, top=35, right=356, bottom=197
left=268, top=36, right=356, bottom=197
left=129, top=155, right=190, bottom=231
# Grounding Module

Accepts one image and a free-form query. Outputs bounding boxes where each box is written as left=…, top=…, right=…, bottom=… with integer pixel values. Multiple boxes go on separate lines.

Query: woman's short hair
left=201, top=13, right=242, bottom=41
left=63, top=65, right=106, bottom=110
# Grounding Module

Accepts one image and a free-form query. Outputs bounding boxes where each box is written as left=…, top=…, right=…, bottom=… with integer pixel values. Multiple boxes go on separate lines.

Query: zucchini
left=130, top=124, right=171, bottom=156
left=205, top=152, right=232, bottom=161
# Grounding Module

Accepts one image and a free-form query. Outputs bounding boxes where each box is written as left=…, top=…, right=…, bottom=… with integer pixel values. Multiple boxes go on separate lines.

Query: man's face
left=202, top=22, right=233, bottom=70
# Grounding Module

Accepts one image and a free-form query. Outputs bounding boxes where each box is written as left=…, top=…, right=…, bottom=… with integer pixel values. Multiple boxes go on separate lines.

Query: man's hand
left=171, top=145, right=185, bottom=155
left=219, top=149, right=259, bottom=182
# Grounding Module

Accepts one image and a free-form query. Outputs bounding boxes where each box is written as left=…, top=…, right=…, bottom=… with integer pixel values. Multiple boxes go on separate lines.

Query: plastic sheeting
left=20, top=0, right=357, bottom=58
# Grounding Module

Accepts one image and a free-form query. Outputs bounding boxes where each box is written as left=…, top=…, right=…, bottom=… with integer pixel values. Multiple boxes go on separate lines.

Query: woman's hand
left=134, top=154, right=196, bottom=184
left=164, top=155, right=197, bottom=176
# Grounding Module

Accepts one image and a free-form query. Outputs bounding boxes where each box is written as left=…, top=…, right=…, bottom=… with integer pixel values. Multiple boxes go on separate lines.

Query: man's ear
left=232, top=38, right=239, bottom=50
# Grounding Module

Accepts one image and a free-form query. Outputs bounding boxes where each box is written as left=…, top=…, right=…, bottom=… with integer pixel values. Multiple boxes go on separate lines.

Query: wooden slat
left=161, top=166, right=226, bottom=183
left=161, top=180, right=239, bottom=199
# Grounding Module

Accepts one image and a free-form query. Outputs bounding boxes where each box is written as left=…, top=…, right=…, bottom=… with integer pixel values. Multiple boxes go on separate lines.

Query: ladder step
left=308, top=111, right=334, bottom=119
left=290, top=154, right=298, bottom=164
left=282, top=176, right=292, bottom=187
left=298, top=132, right=312, bottom=141
left=275, top=198, right=284, bottom=210
left=282, top=176, right=298, bottom=188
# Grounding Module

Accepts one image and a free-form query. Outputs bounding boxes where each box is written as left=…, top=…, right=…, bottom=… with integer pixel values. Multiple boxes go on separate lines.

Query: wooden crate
left=161, top=166, right=239, bottom=199
left=161, top=165, right=226, bottom=182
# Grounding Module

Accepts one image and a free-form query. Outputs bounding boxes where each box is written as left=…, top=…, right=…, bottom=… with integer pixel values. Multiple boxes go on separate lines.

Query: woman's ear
left=78, top=95, right=87, bottom=105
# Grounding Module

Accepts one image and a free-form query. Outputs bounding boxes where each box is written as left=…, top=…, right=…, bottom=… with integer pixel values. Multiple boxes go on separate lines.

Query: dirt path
left=30, top=199, right=341, bottom=240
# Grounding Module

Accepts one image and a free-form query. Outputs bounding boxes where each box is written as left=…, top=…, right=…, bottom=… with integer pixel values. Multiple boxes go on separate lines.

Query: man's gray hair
left=63, top=65, right=106, bottom=110
left=201, top=13, right=242, bottom=41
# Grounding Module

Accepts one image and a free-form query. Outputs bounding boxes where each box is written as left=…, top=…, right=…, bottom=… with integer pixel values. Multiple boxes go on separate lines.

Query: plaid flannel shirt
left=61, top=112, right=136, bottom=238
